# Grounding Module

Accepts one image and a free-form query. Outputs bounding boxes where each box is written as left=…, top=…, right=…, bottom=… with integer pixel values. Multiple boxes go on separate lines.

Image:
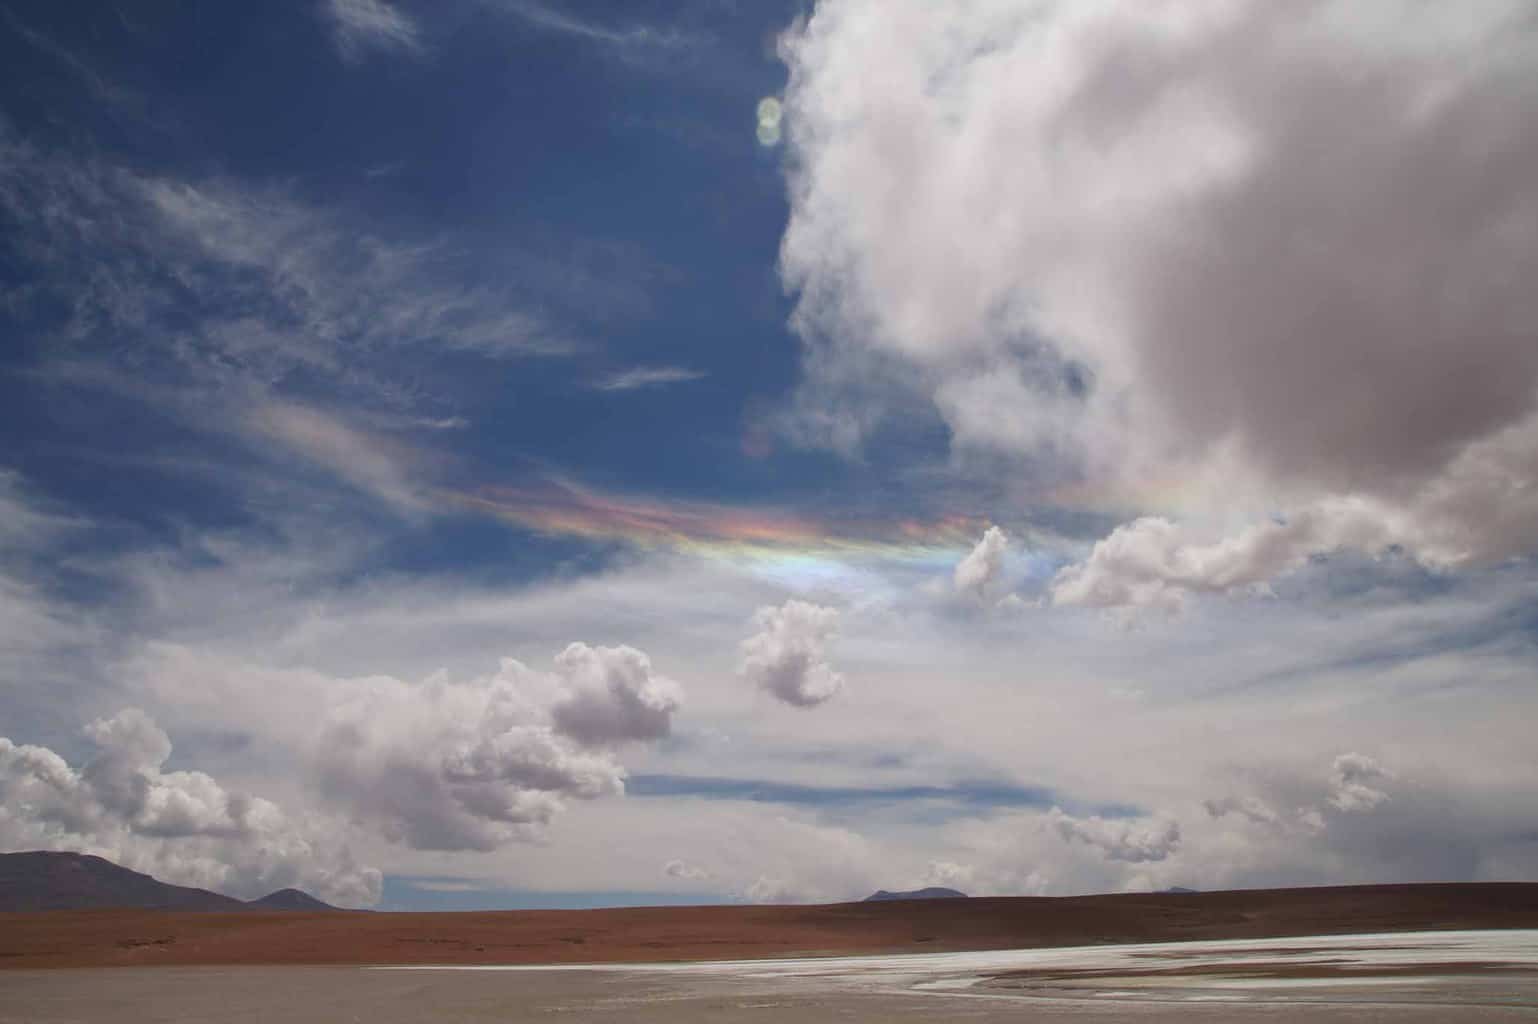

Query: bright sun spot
left=756, top=96, right=782, bottom=147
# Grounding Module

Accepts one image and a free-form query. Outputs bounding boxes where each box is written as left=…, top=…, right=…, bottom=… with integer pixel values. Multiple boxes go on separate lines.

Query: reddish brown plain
left=3, top=882, right=1537, bottom=970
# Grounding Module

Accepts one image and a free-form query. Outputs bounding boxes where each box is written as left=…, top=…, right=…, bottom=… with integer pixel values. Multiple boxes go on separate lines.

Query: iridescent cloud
left=446, top=477, right=982, bottom=569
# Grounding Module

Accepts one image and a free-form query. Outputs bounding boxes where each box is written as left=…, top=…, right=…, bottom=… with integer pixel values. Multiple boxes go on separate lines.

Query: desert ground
left=4, top=886, right=1537, bottom=1021
left=2, top=882, right=1537, bottom=969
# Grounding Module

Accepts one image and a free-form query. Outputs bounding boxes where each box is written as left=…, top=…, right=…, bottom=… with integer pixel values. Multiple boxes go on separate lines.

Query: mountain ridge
left=0, top=851, right=337, bottom=912
left=864, top=886, right=968, bottom=902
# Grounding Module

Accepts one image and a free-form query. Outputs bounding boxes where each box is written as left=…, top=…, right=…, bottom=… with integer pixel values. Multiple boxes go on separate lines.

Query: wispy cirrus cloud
left=1, top=8, right=145, bottom=116
left=246, top=402, right=433, bottom=515
left=590, top=365, right=707, bottom=392
left=487, top=0, right=700, bottom=56
left=1, top=129, right=572, bottom=399
left=322, top=0, right=424, bottom=63
left=0, top=126, right=584, bottom=511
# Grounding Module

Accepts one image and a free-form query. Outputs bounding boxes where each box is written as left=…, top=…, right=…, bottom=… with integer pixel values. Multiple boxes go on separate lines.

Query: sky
left=1, top=0, right=1536, bottom=911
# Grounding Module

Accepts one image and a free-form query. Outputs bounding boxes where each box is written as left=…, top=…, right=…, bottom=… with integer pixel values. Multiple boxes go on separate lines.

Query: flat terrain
left=5, top=931, right=1538, bottom=1022
left=3, top=883, right=1537, bottom=969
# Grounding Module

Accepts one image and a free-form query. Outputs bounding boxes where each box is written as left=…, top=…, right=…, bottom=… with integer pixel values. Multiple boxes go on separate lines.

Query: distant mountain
left=1161, top=886, right=1200, bottom=894
left=246, top=887, right=336, bottom=911
left=0, top=851, right=336, bottom=912
left=864, top=887, right=968, bottom=902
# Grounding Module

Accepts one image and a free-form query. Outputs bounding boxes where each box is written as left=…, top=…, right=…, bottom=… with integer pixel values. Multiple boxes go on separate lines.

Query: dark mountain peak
left=0, top=851, right=334, bottom=912
left=0, top=850, right=245, bottom=912
left=864, top=886, right=968, bottom=902
left=247, top=887, right=336, bottom=911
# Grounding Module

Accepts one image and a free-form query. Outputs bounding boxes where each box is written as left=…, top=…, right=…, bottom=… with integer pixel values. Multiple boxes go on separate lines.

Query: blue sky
left=2, top=0, right=1537, bottom=910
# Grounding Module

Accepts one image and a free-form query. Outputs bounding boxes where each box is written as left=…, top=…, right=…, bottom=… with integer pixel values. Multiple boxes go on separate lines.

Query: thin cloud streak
left=487, top=0, right=699, bottom=52
left=323, top=0, right=424, bottom=63
left=590, top=366, right=708, bottom=392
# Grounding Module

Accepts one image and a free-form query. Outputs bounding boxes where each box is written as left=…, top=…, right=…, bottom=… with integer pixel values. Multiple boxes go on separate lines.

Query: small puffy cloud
left=743, top=875, right=799, bottom=904
left=739, top=600, right=845, bottom=707
left=663, top=858, right=711, bottom=881
left=922, top=859, right=976, bottom=891
left=323, top=0, right=423, bottom=63
left=1329, top=752, right=1391, bottom=813
left=550, top=643, right=683, bottom=747
left=1203, top=795, right=1281, bottom=827
left=953, top=525, right=1007, bottom=597
left=1048, top=808, right=1181, bottom=864
left=0, top=710, right=380, bottom=905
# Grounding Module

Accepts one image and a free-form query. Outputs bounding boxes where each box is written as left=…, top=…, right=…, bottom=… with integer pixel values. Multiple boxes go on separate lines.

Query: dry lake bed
left=4, top=929, right=1537, bottom=1022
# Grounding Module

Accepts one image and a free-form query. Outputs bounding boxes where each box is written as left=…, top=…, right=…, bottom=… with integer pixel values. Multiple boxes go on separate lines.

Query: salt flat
left=6, top=930, right=1536, bottom=1022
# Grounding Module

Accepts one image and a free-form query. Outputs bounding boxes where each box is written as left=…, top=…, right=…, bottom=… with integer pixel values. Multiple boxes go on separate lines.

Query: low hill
left=865, top=887, right=968, bottom=902
left=246, top=888, right=337, bottom=911
left=0, top=851, right=335, bottom=913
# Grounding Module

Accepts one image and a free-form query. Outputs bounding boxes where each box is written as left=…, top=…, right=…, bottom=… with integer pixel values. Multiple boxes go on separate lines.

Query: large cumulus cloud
left=779, top=0, right=1538, bottom=604
left=314, top=644, right=684, bottom=851
left=0, top=709, right=380, bottom=905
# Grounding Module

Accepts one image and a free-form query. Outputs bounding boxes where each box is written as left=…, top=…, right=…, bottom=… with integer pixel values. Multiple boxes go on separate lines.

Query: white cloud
left=743, top=875, right=797, bottom=904
left=308, top=652, right=677, bottom=851
left=0, top=710, right=380, bottom=906
left=323, top=0, right=423, bottom=63
left=778, top=0, right=1538, bottom=599
left=663, top=858, right=711, bottom=881
left=921, top=859, right=976, bottom=891
left=1047, top=808, right=1181, bottom=864
left=549, top=643, right=683, bottom=748
left=247, top=402, right=429, bottom=513
left=139, top=177, right=570, bottom=363
left=488, top=1, right=697, bottom=55
left=590, top=366, right=707, bottom=392
left=1052, top=415, right=1538, bottom=608
left=739, top=600, right=845, bottom=707
left=953, top=525, right=1007, bottom=597
left=131, top=642, right=681, bottom=853
left=1203, top=795, right=1280, bottom=827
left=0, top=470, right=83, bottom=546
left=1049, top=501, right=1405, bottom=610
left=1329, top=752, right=1391, bottom=813
left=11, top=468, right=1538, bottom=901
